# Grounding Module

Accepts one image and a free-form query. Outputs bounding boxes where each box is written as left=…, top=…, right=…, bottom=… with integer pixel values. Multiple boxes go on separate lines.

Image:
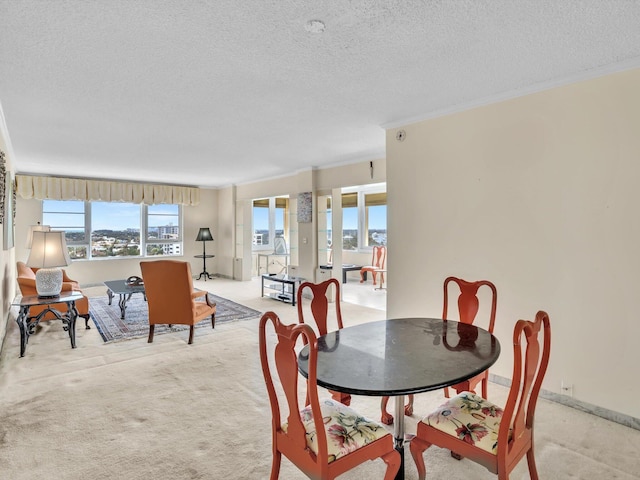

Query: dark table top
left=104, top=279, right=146, bottom=294
left=298, top=317, right=500, bottom=397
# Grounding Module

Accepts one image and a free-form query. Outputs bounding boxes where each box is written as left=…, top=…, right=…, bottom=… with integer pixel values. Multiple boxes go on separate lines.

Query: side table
left=12, top=291, right=84, bottom=357
left=195, top=254, right=215, bottom=280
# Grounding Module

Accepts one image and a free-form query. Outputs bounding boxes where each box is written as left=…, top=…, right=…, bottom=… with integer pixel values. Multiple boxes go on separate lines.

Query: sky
left=43, top=200, right=179, bottom=230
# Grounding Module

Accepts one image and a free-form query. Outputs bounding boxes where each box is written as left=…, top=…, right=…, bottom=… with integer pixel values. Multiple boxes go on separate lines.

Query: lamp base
left=35, top=268, right=63, bottom=297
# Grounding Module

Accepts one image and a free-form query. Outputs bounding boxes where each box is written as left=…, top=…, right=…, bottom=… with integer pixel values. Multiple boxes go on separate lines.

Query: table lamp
left=25, top=223, right=51, bottom=248
left=196, top=227, right=213, bottom=254
left=26, top=230, right=72, bottom=297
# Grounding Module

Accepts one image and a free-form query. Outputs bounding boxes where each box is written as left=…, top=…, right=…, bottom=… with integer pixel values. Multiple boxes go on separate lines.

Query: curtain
left=16, top=175, right=200, bottom=206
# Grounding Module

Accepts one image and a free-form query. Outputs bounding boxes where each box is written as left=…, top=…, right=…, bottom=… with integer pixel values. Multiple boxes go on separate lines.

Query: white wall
left=0, top=102, right=16, bottom=348
left=386, top=67, right=640, bottom=419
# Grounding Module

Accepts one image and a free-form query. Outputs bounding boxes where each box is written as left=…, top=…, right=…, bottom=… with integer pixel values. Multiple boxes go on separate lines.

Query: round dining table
left=298, top=317, right=501, bottom=480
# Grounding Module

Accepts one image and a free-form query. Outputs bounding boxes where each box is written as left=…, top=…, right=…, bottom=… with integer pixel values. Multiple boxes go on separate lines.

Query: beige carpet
left=0, top=278, right=638, bottom=479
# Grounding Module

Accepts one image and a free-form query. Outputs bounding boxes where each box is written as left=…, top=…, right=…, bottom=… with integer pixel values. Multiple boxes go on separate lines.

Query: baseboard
left=490, top=374, right=640, bottom=431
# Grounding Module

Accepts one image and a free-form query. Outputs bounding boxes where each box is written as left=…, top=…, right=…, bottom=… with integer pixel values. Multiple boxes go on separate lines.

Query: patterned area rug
left=89, top=292, right=261, bottom=343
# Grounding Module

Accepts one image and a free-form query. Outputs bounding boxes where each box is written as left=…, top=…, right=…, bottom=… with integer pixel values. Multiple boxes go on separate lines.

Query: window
left=42, top=200, right=182, bottom=260
left=252, top=196, right=289, bottom=251
left=341, top=185, right=387, bottom=251
left=146, top=204, right=181, bottom=256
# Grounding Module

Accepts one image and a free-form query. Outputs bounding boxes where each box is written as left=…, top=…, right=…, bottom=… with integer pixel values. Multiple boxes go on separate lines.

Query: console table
left=13, top=291, right=84, bottom=357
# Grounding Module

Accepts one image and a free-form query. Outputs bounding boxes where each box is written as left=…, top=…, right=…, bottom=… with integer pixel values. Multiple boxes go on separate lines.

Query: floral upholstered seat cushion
left=421, top=391, right=506, bottom=454
left=283, top=398, right=391, bottom=463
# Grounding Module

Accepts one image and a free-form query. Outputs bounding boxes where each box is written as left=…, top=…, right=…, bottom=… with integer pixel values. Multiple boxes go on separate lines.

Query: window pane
left=91, top=202, right=141, bottom=258
left=342, top=207, right=358, bottom=251
left=147, top=204, right=180, bottom=241
left=253, top=200, right=269, bottom=245
left=366, top=205, right=387, bottom=246
left=365, top=192, right=387, bottom=246
left=146, top=243, right=181, bottom=256
left=42, top=200, right=86, bottom=244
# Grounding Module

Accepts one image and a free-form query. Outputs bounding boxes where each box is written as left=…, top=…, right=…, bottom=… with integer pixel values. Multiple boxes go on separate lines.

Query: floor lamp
left=195, top=227, right=214, bottom=280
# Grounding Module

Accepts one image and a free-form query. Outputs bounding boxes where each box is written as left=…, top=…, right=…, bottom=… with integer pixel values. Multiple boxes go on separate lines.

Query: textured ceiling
left=1, top=1, right=640, bottom=188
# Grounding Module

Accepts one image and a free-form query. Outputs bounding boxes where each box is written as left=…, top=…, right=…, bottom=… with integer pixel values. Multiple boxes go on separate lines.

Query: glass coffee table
left=104, top=279, right=147, bottom=320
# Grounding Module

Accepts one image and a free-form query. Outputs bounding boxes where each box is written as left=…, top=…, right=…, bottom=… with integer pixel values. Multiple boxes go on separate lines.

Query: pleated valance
left=16, top=175, right=200, bottom=206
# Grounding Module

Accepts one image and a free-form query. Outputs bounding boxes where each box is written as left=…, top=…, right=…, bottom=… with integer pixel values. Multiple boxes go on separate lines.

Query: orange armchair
left=16, top=261, right=92, bottom=329
left=140, top=260, right=216, bottom=344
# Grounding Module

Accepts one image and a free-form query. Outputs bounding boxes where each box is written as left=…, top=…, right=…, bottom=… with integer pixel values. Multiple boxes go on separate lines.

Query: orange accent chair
left=297, top=278, right=351, bottom=406
left=16, top=261, right=92, bottom=329
left=360, top=245, right=386, bottom=285
left=140, top=260, right=216, bottom=344
left=410, top=311, right=551, bottom=480
left=380, top=276, right=497, bottom=425
left=259, top=311, right=401, bottom=480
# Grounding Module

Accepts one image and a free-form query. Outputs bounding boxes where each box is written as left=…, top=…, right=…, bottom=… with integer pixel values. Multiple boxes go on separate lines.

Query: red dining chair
left=410, top=310, right=551, bottom=480
left=442, top=276, right=497, bottom=399
left=259, top=311, right=401, bottom=480
left=380, top=276, right=497, bottom=425
left=297, top=278, right=351, bottom=406
left=360, top=245, right=386, bottom=284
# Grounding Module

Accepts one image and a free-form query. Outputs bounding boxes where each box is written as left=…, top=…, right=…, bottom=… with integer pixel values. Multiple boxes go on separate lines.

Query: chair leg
left=330, top=390, right=351, bottom=406
left=405, top=394, right=414, bottom=416
left=148, top=324, right=155, bottom=343
left=409, top=436, right=430, bottom=480
left=81, top=314, right=91, bottom=329
left=380, top=396, right=393, bottom=424
left=382, top=449, right=402, bottom=480
left=482, top=377, right=488, bottom=399
left=381, top=395, right=413, bottom=424
left=269, top=451, right=281, bottom=480
left=211, top=314, right=216, bottom=329
left=188, top=325, right=195, bottom=344
left=526, top=447, right=539, bottom=480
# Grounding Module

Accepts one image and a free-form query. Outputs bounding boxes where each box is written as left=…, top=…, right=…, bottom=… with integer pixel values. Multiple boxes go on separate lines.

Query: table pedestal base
left=394, top=395, right=406, bottom=480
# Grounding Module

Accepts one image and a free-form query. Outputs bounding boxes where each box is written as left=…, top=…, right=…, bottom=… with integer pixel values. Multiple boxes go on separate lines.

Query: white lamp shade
left=26, top=231, right=72, bottom=297
left=26, top=224, right=51, bottom=248
left=26, top=231, right=72, bottom=269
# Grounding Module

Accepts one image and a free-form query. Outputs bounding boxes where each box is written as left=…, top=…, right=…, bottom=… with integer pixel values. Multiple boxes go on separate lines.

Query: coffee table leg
left=118, top=294, right=127, bottom=319
left=107, top=288, right=114, bottom=305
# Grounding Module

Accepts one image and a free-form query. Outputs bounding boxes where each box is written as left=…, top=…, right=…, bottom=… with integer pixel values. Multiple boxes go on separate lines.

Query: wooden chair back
left=443, top=276, right=497, bottom=332
left=371, top=245, right=386, bottom=269
left=297, top=278, right=343, bottom=335
left=442, top=276, right=497, bottom=398
left=297, top=278, right=350, bottom=405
